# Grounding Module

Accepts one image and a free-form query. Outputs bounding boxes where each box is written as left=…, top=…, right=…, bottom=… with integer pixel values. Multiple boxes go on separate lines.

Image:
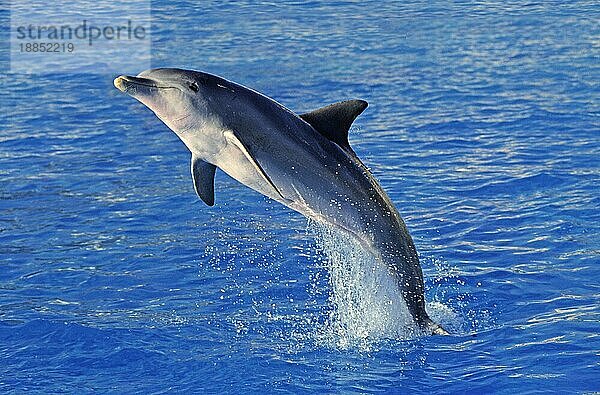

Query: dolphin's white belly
left=216, top=145, right=365, bottom=242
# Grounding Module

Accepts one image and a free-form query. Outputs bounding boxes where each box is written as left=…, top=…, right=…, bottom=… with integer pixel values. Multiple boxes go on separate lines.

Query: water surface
left=1, top=1, right=599, bottom=393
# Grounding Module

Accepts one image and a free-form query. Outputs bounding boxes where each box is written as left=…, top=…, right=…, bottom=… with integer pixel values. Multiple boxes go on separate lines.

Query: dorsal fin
left=300, top=99, right=368, bottom=151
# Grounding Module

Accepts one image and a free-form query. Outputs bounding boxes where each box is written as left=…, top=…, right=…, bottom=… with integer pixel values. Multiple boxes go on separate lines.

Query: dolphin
left=113, top=68, right=447, bottom=335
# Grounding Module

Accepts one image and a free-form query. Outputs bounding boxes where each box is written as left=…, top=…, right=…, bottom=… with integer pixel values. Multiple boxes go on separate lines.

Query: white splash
left=310, top=223, right=423, bottom=349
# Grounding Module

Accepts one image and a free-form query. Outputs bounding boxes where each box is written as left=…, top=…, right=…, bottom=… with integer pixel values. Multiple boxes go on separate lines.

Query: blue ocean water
left=1, top=1, right=599, bottom=393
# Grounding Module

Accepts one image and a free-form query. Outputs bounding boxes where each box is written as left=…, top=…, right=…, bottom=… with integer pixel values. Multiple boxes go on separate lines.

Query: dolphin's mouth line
left=126, top=80, right=179, bottom=90
left=114, top=75, right=179, bottom=92
left=128, top=80, right=178, bottom=90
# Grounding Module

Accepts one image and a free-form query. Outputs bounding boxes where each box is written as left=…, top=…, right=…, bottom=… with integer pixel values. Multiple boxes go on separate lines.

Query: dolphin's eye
left=189, top=82, right=199, bottom=92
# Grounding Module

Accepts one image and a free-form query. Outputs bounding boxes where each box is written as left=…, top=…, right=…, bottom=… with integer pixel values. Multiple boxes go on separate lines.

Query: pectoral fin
left=191, top=155, right=217, bottom=206
left=223, top=130, right=285, bottom=200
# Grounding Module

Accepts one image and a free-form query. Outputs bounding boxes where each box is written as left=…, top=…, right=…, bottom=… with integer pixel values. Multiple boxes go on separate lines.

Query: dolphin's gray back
left=212, top=79, right=429, bottom=327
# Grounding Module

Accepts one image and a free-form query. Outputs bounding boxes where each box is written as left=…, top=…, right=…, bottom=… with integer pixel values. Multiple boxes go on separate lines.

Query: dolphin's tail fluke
left=429, top=322, right=450, bottom=336
left=422, top=317, right=450, bottom=336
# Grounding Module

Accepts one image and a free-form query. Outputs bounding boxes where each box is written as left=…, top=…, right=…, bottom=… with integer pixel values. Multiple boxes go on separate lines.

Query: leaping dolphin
left=114, top=68, right=447, bottom=335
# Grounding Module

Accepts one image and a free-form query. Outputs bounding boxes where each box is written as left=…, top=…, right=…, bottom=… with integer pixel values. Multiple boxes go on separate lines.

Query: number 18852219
left=19, top=42, right=75, bottom=52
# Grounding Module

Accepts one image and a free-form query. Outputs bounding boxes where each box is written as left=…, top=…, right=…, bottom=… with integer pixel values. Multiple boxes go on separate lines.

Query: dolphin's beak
left=113, top=75, right=129, bottom=92
left=113, top=75, right=158, bottom=93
